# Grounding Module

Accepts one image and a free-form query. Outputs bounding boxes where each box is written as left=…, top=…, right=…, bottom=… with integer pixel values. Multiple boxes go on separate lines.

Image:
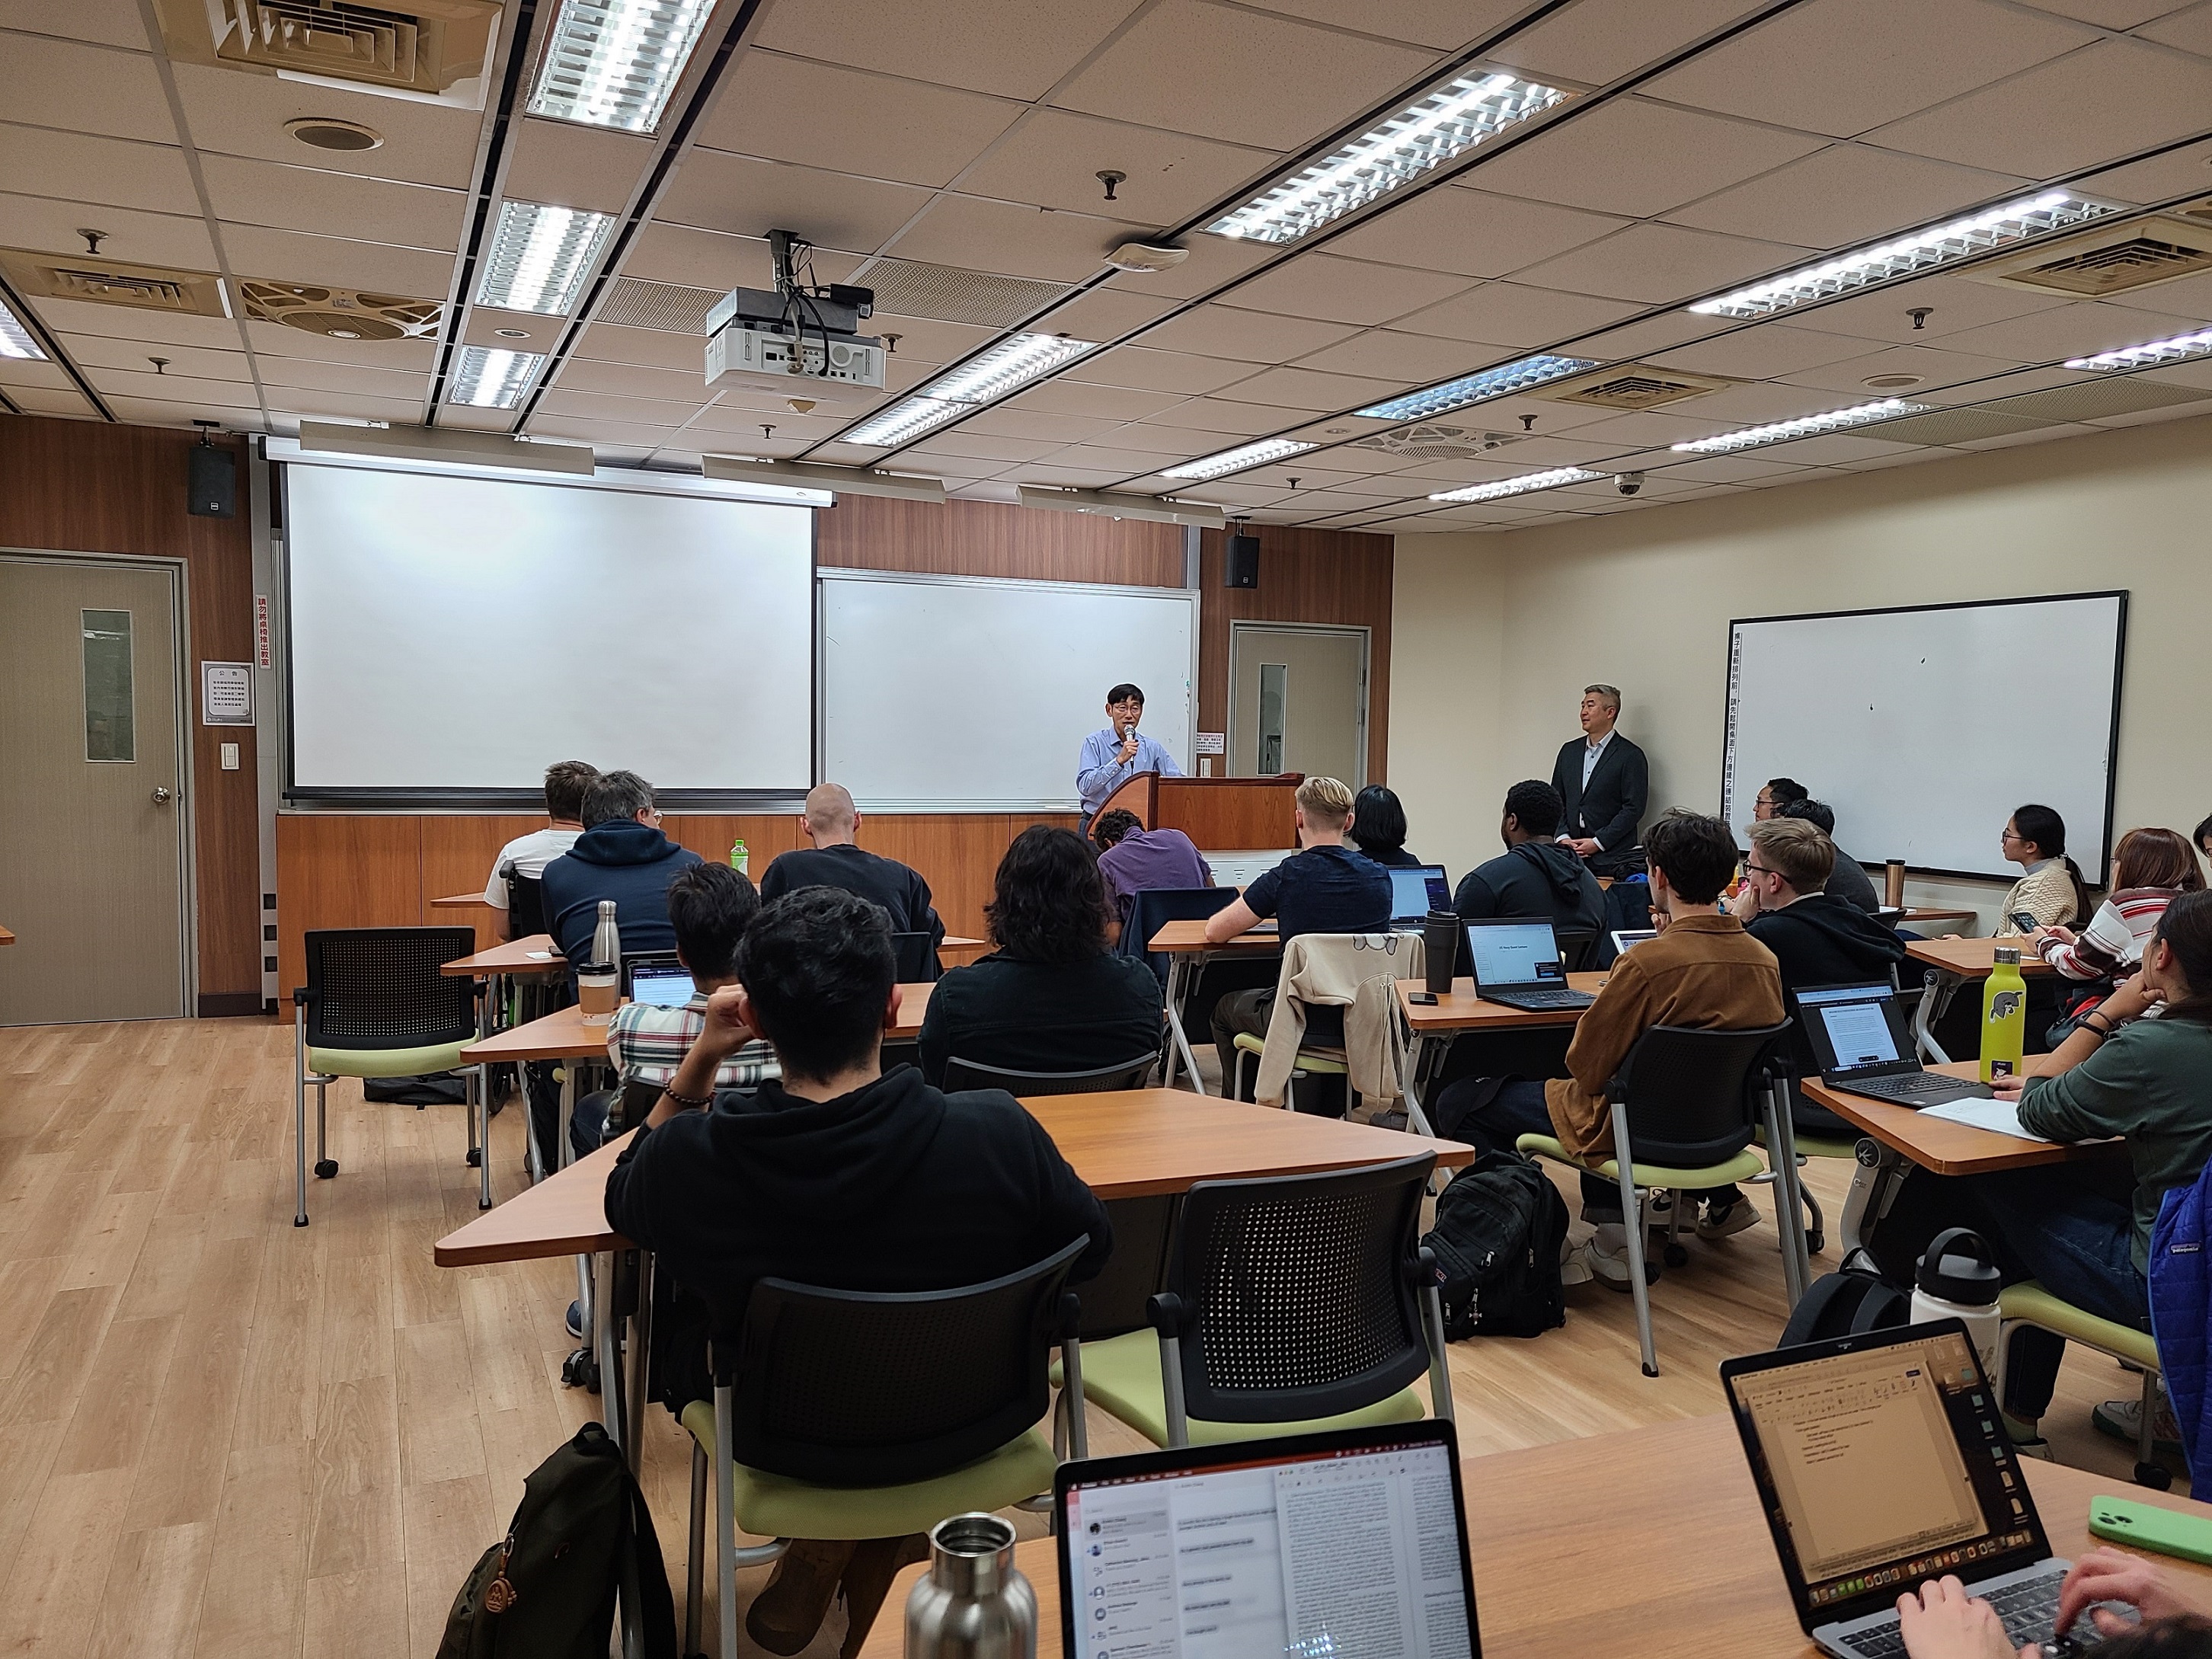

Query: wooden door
left=0, top=556, right=188, bottom=1024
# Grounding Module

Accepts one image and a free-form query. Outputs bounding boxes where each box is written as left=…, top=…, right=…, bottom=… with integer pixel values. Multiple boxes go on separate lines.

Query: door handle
left=151, top=786, right=174, bottom=804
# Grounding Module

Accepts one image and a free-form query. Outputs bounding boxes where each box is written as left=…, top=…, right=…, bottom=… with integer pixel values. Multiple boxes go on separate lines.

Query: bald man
left=757, top=783, right=945, bottom=947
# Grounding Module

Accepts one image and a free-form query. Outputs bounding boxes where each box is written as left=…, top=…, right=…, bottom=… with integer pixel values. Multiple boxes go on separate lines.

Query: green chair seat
left=1754, top=1126, right=1860, bottom=1160
left=306, top=1040, right=472, bottom=1079
left=1999, top=1282, right=2158, bottom=1370
left=1053, top=1330, right=1424, bottom=1447
left=1516, top=1133, right=1764, bottom=1191
left=1231, top=1031, right=1348, bottom=1075
left=678, top=1400, right=1057, bottom=1541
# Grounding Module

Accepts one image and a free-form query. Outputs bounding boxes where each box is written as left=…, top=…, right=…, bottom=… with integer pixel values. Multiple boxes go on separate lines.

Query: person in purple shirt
left=1092, top=809, right=1212, bottom=935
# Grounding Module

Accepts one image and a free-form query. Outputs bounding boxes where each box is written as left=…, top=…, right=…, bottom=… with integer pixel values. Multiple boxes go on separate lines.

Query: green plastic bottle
left=1980, top=945, right=2028, bottom=1083
left=729, top=837, right=749, bottom=876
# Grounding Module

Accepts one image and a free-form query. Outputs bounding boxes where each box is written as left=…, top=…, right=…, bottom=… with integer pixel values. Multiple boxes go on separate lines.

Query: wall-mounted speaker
left=188, top=440, right=236, bottom=518
left=1224, top=532, right=1259, bottom=589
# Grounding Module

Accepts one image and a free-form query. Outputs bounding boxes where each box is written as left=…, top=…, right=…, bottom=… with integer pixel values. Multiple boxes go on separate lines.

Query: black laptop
left=1055, top=1421, right=1482, bottom=1659
left=1798, top=982, right=1991, bottom=1107
left=621, top=952, right=694, bottom=1008
left=1723, top=1321, right=2122, bottom=1659
left=1389, top=864, right=1453, bottom=927
left=1464, top=919, right=1594, bottom=1012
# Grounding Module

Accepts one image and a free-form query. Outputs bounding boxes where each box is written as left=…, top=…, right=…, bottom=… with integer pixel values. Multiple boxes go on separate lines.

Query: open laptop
left=1724, top=1321, right=2117, bottom=1659
left=1798, top=982, right=1992, bottom=1107
left=622, top=954, right=695, bottom=1008
left=1390, top=864, right=1452, bottom=927
left=1610, top=928, right=1658, bottom=954
left=1056, top=1421, right=1481, bottom=1659
left=1464, top=919, right=1595, bottom=1012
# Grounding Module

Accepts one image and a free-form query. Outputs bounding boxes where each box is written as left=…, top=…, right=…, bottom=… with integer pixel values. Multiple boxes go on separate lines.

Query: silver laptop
left=1798, top=982, right=1991, bottom=1107
left=1464, top=919, right=1594, bottom=1012
left=1724, top=1322, right=2121, bottom=1659
left=1389, top=864, right=1452, bottom=926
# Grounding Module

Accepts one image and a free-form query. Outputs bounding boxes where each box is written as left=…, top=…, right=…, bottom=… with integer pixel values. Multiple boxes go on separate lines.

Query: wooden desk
left=0, top=925, right=13, bottom=945
left=1394, top=973, right=1607, bottom=1133
left=857, top=1414, right=2212, bottom=1659
left=1904, top=936, right=2053, bottom=1065
left=1146, top=918, right=1285, bottom=1089
left=1901, top=906, right=1980, bottom=926
left=430, top=890, right=492, bottom=907
left=442, top=933, right=564, bottom=977
left=460, top=981, right=939, bottom=1064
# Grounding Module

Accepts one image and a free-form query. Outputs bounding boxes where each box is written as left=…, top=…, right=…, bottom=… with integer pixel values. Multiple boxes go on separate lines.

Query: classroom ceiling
left=8, top=0, right=2212, bottom=532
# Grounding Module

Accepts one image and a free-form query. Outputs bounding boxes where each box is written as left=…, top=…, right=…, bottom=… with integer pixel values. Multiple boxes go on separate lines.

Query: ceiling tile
left=1217, top=254, right=1473, bottom=326
left=854, top=315, right=999, bottom=364
left=1051, top=0, right=1437, bottom=150
left=169, top=62, right=482, bottom=190
left=1218, top=364, right=1404, bottom=409
left=957, top=109, right=1278, bottom=225
left=1568, top=311, right=1733, bottom=359
left=197, top=155, right=466, bottom=254
left=59, top=335, right=251, bottom=381
left=0, top=34, right=172, bottom=142
left=575, top=321, right=708, bottom=372
left=1036, top=286, right=1184, bottom=343
left=884, top=193, right=1147, bottom=283
left=105, top=392, right=261, bottom=426
left=255, top=356, right=430, bottom=401
left=0, top=193, right=215, bottom=268
left=1389, top=280, right=1643, bottom=347
left=0, top=126, right=195, bottom=216
left=1643, top=0, right=2094, bottom=137
left=1065, top=345, right=1258, bottom=395
left=1652, top=452, right=1827, bottom=483
left=535, top=388, right=700, bottom=427
left=2079, top=136, right=2212, bottom=206
left=242, top=321, right=438, bottom=371
left=1138, top=302, right=1360, bottom=363
left=1143, top=397, right=1308, bottom=434
left=1664, top=143, right=2031, bottom=251
left=500, top=117, right=659, bottom=217
left=525, top=414, right=689, bottom=450
left=5, top=387, right=101, bottom=417
left=1329, top=186, right=1626, bottom=280
left=29, top=300, right=239, bottom=349
left=1865, top=39, right=2212, bottom=177
left=1648, top=323, right=1882, bottom=378
left=216, top=222, right=453, bottom=298
left=1785, top=272, right=2075, bottom=344
left=657, top=150, right=931, bottom=253
left=87, top=366, right=259, bottom=405
left=620, top=222, right=772, bottom=291
left=1101, top=232, right=1277, bottom=301
left=0, top=0, right=148, bottom=48
left=1288, top=328, right=1500, bottom=380
left=552, top=358, right=708, bottom=401
left=2100, top=267, right=2212, bottom=321
left=1247, top=0, right=1525, bottom=49
left=2136, top=2, right=2212, bottom=56
left=1466, top=97, right=1827, bottom=219
left=999, top=379, right=1186, bottom=420
left=1675, top=379, right=1884, bottom=424
left=954, top=406, right=1128, bottom=443
left=1767, top=431, right=1949, bottom=463
left=1072, top=418, right=1239, bottom=453
left=1488, top=0, right=1776, bottom=87
left=1929, top=299, right=2212, bottom=362
left=1046, top=442, right=1216, bottom=475
left=2017, top=0, right=2186, bottom=23
left=901, top=431, right=1066, bottom=462
left=696, top=54, right=1024, bottom=189
left=1507, top=222, right=1812, bottom=305
left=751, top=0, right=1147, bottom=101
left=687, top=401, right=852, bottom=438
left=0, top=357, right=78, bottom=392
left=1015, top=462, right=1139, bottom=487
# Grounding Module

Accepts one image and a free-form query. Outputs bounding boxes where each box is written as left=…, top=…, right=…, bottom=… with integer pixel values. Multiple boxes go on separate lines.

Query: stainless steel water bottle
left=906, top=1513, right=1035, bottom=1659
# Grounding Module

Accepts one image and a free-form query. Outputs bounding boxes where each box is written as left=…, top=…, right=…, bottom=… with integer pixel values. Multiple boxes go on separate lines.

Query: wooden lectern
left=1088, top=772, right=1304, bottom=849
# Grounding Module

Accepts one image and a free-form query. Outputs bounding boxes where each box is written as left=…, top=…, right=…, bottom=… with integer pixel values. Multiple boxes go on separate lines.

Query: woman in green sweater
left=1871, top=890, right=2212, bottom=1440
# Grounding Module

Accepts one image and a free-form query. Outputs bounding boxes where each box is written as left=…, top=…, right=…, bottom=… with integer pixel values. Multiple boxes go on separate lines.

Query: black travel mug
left=1422, top=910, right=1457, bottom=995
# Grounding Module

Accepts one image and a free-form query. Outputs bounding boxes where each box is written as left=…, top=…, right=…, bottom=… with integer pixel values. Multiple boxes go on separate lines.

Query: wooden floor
left=0, top=1017, right=2178, bottom=1657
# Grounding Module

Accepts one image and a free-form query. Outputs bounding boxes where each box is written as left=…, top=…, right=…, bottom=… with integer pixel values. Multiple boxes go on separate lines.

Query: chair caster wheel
left=1663, top=1243, right=1688, bottom=1269
left=1641, top=1363, right=1659, bottom=1378
left=1643, top=1261, right=1662, bottom=1285
left=1808, top=1230, right=1827, bottom=1255
left=466, top=1148, right=481, bottom=1167
left=314, top=1159, right=338, bottom=1179
left=561, top=1347, right=601, bottom=1393
left=2135, top=1462, right=2173, bottom=1491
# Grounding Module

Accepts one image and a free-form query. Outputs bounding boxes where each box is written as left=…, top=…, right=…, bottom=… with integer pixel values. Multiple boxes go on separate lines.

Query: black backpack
left=1421, top=1150, right=1571, bottom=1339
left=1777, top=1249, right=1912, bottom=1348
left=440, top=1422, right=676, bottom=1659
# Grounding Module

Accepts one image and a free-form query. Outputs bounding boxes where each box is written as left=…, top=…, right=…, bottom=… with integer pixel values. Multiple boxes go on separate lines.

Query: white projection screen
left=1722, top=593, right=2126, bottom=881
left=820, top=569, right=1197, bottom=811
left=284, top=461, right=814, bottom=797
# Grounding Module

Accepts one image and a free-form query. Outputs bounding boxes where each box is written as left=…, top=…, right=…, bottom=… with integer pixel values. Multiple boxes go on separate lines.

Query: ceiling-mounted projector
left=705, top=228, right=887, bottom=392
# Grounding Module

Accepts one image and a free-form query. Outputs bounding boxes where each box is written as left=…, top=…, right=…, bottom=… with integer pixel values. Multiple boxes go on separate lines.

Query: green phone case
left=2089, top=1494, right=2212, bottom=1565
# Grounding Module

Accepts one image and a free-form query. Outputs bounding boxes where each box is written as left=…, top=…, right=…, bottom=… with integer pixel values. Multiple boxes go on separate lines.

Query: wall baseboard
left=197, top=993, right=265, bottom=1018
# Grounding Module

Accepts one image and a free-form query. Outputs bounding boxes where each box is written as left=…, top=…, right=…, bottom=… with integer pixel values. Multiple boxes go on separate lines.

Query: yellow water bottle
left=1980, top=946, right=2028, bottom=1083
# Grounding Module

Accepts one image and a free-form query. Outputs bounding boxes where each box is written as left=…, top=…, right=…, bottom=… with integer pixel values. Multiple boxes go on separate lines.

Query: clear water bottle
left=906, top=1513, right=1035, bottom=1659
left=590, top=899, right=622, bottom=980
left=730, top=836, right=749, bottom=876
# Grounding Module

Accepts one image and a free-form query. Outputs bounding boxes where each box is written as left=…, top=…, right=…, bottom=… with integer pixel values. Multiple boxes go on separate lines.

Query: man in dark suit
left=1550, top=682, right=1648, bottom=878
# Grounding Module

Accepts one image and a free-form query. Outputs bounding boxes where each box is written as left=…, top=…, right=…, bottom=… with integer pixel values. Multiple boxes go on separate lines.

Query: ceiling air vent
left=1969, top=214, right=2212, bottom=297
left=153, top=0, right=502, bottom=110
left=0, top=249, right=229, bottom=315
left=598, top=276, right=721, bottom=334
left=1351, top=424, right=1526, bottom=459
left=1535, top=363, right=1736, bottom=411
left=863, top=259, right=1072, bottom=329
left=241, top=280, right=440, bottom=339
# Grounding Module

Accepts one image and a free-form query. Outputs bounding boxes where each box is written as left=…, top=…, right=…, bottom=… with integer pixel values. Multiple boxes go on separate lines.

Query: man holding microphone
left=1078, top=682, right=1182, bottom=819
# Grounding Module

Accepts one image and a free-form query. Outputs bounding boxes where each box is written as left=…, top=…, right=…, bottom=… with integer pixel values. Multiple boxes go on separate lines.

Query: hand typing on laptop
left=1897, top=1549, right=2198, bottom=1659
left=1897, top=1575, right=2022, bottom=1659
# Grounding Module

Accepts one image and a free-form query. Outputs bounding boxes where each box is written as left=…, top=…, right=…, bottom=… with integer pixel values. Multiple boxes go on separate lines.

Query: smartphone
left=1408, top=991, right=1439, bottom=1005
left=2009, top=912, right=2041, bottom=933
left=2089, top=1494, right=2212, bottom=1564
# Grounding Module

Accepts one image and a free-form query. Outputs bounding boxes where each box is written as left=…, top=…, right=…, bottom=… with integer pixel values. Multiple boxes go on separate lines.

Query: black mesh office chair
left=1554, top=928, right=1597, bottom=972
left=507, top=871, right=548, bottom=940
left=941, top=1055, right=1155, bottom=1095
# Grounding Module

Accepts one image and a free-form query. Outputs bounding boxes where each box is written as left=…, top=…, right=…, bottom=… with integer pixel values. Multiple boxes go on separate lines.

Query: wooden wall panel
left=417, top=815, right=542, bottom=951
left=1198, top=524, right=1395, bottom=786
left=0, top=415, right=260, bottom=1011
left=817, top=495, right=1184, bottom=587
left=275, top=817, right=424, bottom=996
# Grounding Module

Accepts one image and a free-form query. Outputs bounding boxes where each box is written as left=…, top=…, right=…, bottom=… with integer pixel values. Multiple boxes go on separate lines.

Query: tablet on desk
left=625, top=959, right=696, bottom=1008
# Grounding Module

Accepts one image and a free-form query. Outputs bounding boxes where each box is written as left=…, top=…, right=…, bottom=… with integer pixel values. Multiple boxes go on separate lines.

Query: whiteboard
left=820, top=569, right=1197, bottom=811
left=286, top=462, right=814, bottom=794
left=1722, top=593, right=2125, bottom=881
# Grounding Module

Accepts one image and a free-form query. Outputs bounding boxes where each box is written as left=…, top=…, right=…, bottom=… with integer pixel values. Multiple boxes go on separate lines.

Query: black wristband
left=662, top=1083, right=713, bottom=1110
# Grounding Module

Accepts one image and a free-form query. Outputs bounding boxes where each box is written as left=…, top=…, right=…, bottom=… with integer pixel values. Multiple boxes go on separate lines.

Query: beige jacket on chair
left=1254, top=932, right=1426, bottom=1108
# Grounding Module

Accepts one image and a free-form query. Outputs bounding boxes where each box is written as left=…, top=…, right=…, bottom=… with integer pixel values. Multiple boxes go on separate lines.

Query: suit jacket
left=1551, top=731, right=1648, bottom=877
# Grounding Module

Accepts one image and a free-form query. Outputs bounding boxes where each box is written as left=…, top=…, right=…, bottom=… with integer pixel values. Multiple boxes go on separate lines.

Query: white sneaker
left=1559, top=1232, right=1593, bottom=1287
left=1582, top=1223, right=1634, bottom=1291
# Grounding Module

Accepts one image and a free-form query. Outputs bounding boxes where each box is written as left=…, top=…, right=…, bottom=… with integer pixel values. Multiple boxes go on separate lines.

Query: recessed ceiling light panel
left=1689, top=191, right=2115, bottom=320
left=1207, top=69, right=1571, bottom=246
left=475, top=201, right=616, bottom=315
left=528, top=0, right=716, bottom=133
left=842, top=333, right=1098, bottom=446
left=1354, top=353, right=1599, bottom=421
left=0, top=298, right=46, bottom=360
left=2067, top=325, right=2212, bottom=372
left=449, top=346, right=545, bottom=408
left=1669, top=397, right=1926, bottom=454
left=1427, top=466, right=1603, bottom=503
left=1161, top=437, right=1317, bottom=481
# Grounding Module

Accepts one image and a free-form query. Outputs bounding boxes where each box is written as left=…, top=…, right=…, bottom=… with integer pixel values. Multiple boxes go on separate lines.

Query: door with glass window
left=0, top=555, right=188, bottom=1024
left=1228, top=623, right=1370, bottom=788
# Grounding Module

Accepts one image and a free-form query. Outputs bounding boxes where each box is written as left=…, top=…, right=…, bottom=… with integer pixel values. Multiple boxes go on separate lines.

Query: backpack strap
left=618, top=1454, right=679, bottom=1659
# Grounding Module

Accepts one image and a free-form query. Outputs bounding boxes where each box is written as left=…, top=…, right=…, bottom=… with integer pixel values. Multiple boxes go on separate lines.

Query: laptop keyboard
left=1840, top=1568, right=2100, bottom=1659
left=1848, top=1071, right=1989, bottom=1101
left=1491, top=988, right=1594, bottom=1009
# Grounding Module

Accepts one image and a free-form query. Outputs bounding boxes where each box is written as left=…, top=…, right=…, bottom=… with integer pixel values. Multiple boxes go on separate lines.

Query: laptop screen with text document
left=1797, top=983, right=1910, bottom=1076
left=1389, top=865, right=1452, bottom=924
left=1465, top=921, right=1565, bottom=989
left=626, top=961, right=697, bottom=1008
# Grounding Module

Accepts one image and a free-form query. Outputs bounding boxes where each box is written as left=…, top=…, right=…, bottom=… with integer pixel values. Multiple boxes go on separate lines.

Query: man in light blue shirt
left=1078, top=681, right=1183, bottom=817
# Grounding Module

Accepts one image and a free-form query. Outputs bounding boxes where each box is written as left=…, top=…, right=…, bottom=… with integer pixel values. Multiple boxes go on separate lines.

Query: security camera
left=1617, top=472, right=1644, bottom=497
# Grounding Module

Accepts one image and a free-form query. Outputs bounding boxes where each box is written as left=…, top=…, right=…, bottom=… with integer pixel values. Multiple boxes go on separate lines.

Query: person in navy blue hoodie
left=539, top=769, right=703, bottom=971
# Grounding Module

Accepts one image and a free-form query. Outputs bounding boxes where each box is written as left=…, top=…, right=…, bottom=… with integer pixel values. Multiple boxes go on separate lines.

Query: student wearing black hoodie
left=538, top=769, right=703, bottom=970
left=1453, top=779, right=1606, bottom=941
left=605, top=886, right=1111, bottom=1659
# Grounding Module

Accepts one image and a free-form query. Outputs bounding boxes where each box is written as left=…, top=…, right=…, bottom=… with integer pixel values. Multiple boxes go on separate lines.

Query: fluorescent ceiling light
left=1354, top=353, right=1597, bottom=421
left=1015, top=487, right=1226, bottom=528
left=1161, top=437, right=1316, bottom=481
left=2067, top=326, right=2212, bottom=373
left=842, top=333, right=1098, bottom=446
left=1670, top=398, right=1927, bottom=454
left=475, top=201, right=616, bottom=314
left=1427, top=466, right=1604, bottom=503
left=528, top=0, right=714, bottom=133
left=449, top=346, right=546, bottom=408
left=0, top=297, right=43, bottom=360
left=1207, top=70, right=1571, bottom=245
left=1689, top=191, right=2114, bottom=320
left=704, top=456, right=947, bottom=503
left=297, top=420, right=596, bottom=475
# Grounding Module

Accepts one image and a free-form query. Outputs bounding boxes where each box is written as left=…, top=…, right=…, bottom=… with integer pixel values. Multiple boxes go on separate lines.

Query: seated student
left=1439, top=810, right=1783, bottom=1286
left=759, top=782, right=945, bottom=948
left=1775, top=798, right=1881, bottom=915
left=1996, top=802, right=2089, bottom=934
left=2032, top=826, right=2203, bottom=984
left=1870, top=892, right=2212, bottom=1449
left=2197, top=811, right=2212, bottom=871
left=1753, top=777, right=1809, bottom=821
left=919, top=826, right=1163, bottom=1086
left=1349, top=785, right=1423, bottom=868
left=483, top=759, right=597, bottom=940
left=1091, top=807, right=1211, bottom=924
left=1900, top=1550, right=2212, bottom=1659
left=1204, top=776, right=1392, bottom=1108
left=604, top=887, right=1111, bottom=1658
left=539, top=770, right=702, bottom=970
left=1452, top=779, right=1605, bottom=941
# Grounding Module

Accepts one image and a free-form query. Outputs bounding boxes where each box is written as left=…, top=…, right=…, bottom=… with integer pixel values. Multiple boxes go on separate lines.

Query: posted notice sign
left=202, top=660, right=254, bottom=726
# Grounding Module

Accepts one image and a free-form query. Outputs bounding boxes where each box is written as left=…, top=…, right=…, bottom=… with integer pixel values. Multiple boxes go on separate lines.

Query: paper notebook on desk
left=1918, top=1097, right=2052, bottom=1143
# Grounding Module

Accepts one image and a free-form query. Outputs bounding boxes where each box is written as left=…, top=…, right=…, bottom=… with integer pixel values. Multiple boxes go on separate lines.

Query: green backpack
left=440, top=1422, right=677, bottom=1659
